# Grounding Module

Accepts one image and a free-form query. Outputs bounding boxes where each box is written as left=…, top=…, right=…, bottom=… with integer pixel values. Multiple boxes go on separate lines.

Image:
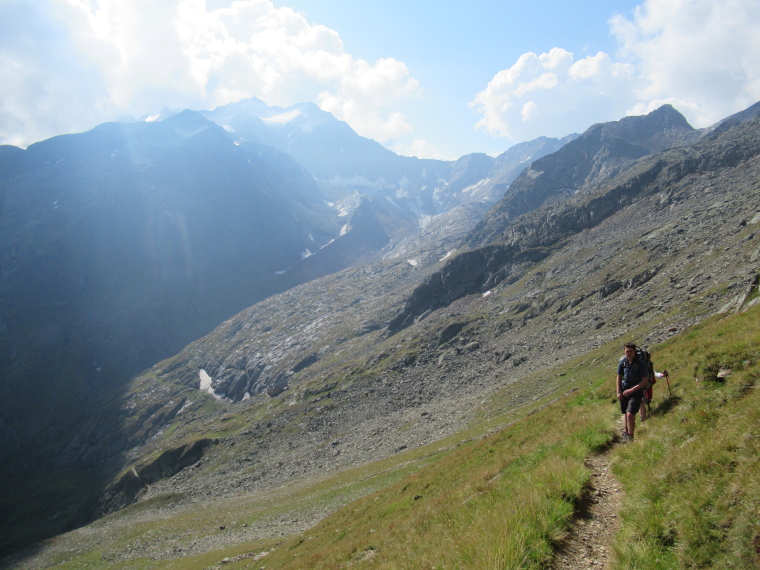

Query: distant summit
left=465, top=105, right=701, bottom=248
left=203, top=97, right=429, bottom=183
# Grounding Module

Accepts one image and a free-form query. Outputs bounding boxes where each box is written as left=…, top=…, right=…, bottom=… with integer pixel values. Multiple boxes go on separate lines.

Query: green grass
left=610, top=306, right=760, bottom=569
left=252, top=384, right=615, bottom=568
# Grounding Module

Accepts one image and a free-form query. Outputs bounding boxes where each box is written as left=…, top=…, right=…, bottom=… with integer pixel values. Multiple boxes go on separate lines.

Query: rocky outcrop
left=96, top=438, right=216, bottom=516
left=386, top=244, right=541, bottom=333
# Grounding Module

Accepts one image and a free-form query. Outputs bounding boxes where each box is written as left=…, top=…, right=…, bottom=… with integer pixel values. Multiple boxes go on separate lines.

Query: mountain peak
left=631, top=103, right=693, bottom=131
left=585, top=104, right=695, bottom=148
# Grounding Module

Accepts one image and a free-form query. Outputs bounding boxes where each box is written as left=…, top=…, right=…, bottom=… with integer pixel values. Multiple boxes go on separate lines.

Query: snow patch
left=199, top=370, right=212, bottom=391
left=263, top=109, right=301, bottom=124
left=407, top=259, right=418, bottom=267
left=440, top=250, right=455, bottom=261
left=384, top=195, right=400, bottom=209
left=340, top=224, right=349, bottom=236
left=199, top=369, right=221, bottom=399
left=301, top=249, right=313, bottom=259
left=482, top=290, right=492, bottom=298
left=462, top=178, right=490, bottom=196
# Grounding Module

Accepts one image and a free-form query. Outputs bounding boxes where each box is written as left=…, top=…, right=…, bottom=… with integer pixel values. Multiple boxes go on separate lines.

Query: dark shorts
left=620, top=394, right=642, bottom=415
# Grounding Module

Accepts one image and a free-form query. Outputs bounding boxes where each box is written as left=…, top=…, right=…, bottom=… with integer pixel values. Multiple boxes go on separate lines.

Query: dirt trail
left=552, top=443, right=624, bottom=569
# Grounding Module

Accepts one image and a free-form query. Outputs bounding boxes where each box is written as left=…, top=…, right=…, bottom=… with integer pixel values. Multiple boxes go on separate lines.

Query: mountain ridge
left=389, top=111, right=760, bottom=333
left=464, top=104, right=702, bottom=249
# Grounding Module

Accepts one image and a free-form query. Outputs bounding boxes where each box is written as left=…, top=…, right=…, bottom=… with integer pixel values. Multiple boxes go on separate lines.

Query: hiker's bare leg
left=626, top=412, right=636, bottom=437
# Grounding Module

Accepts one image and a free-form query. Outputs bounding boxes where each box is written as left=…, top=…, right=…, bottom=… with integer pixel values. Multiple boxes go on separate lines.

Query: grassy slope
left=19, top=305, right=759, bottom=569
left=611, top=306, right=760, bottom=569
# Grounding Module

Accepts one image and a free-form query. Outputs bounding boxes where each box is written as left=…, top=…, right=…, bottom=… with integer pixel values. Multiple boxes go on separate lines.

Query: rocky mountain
left=464, top=104, right=701, bottom=248
left=0, top=99, right=573, bottom=558
left=0, top=110, right=336, bottom=439
left=389, top=106, right=759, bottom=334
left=203, top=97, right=575, bottom=237
left=0, top=99, right=568, bottom=449
left=3, top=101, right=759, bottom=564
left=110, top=105, right=758, bottom=507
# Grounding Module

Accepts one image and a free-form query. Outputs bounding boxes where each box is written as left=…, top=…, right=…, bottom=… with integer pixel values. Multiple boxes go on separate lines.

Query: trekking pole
left=664, top=371, right=672, bottom=397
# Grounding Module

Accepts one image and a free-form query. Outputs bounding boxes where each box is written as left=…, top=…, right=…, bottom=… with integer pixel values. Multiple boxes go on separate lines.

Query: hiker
left=616, top=342, right=650, bottom=441
left=641, top=369, right=669, bottom=421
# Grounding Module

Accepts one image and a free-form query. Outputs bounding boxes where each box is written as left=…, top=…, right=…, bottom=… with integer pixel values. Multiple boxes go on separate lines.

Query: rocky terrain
left=0, top=102, right=571, bottom=558
left=0, top=100, right=568, bottom=455
left=2, top=104, right=759, bottom=566
left=130, top=114, right=759, bottom=498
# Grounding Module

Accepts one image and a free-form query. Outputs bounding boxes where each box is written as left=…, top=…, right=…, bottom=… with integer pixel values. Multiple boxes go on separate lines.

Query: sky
left=1, top=0, right=760, bottom=160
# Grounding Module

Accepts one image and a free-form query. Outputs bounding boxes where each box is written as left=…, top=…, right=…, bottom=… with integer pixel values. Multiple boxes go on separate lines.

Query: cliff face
left=389, top=112, right=759, bottom=333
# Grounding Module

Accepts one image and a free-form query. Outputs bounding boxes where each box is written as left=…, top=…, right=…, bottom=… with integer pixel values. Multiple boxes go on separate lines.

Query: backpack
left=636, top=347, right=655, bottom=389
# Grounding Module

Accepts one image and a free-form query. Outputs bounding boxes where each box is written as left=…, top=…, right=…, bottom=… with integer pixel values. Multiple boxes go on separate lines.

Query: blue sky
left=2, top=0, right=759, bottom=159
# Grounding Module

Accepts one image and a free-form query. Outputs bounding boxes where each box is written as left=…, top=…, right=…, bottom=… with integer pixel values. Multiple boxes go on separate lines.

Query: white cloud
left=472, top=0, right=760, bottom=142
left=471, top=48, right=635, bottom=141
left=316, top=57, right=420, bottom=141
left=390, top=138, right=450, bottom=161
left=0, top=1, right=117, bottom=146
left=0, top=0, right=421, bottom=147
left=611, top=0, right=760, bottom=126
